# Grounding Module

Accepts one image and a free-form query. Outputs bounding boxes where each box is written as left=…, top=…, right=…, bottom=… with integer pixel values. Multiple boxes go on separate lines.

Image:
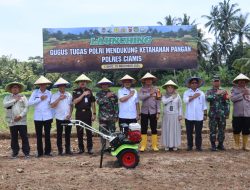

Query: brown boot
left=242, top=135, right=250, bottom=151
left=233, top=134, right=240, bottom=150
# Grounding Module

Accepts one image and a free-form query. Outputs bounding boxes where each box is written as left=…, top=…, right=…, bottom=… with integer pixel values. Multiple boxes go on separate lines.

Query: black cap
left=213, top=75, right=220, bottom=82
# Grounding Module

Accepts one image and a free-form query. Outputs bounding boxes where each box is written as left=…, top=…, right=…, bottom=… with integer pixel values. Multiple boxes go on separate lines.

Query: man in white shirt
left=183, top=77, right=207, bottom=151
left=51, top=78, right=73, bottom=155
left=118, top=74, right=140, bottom=132
left=28, top=76, right=53, bottom=157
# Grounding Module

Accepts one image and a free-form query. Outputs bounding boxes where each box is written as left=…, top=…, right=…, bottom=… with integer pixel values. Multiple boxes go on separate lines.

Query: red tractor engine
left=128, top=123, right=141, bottom=143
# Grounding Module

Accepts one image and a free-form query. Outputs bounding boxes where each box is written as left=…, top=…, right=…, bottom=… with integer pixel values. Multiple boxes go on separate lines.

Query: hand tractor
left=67, top=120, right=141, bottom=168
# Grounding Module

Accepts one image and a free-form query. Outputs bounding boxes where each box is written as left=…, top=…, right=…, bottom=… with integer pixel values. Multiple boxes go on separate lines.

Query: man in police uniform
left=206, top=76, right=230, bottom=151
left=231, top=73, right=250, bottom=151
left=139, top=72, right=161, bottom=152
left=73, top=74, right=96, bottom=154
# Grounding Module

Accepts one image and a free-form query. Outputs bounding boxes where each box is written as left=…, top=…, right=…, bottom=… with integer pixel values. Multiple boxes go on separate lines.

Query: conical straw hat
left=74, top=74, right=92, bottom=83
left=34, top=76, right=52, bottom=85
left=141, top=72, right=157, bottom=82
left=162, top=80, right=178, bottom=89
left=233, top=73, right=250, bottom=84
left=5, top=82, right=25, bottom=93
left=53, top=77, right=70, bottom=87
left=97, top=77, right=113, bottom=86
left=119, top=74, right=136, bottom=84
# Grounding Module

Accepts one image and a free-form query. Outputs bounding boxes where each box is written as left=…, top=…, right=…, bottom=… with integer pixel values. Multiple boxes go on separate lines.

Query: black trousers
left=119, top=118, right=137, bottom=132
left=185, top=119, right=203, bottom=149
left=140, top=113, right=157, bottom=135
left=9, top=125, right=30, bottom=155
left=232, top=117, right=250, bottom=135
left=56, top=119, right=72, bottom=153
left=76, top=110, right=92, bottom=151
left=34, top=119, right=53, bottom=155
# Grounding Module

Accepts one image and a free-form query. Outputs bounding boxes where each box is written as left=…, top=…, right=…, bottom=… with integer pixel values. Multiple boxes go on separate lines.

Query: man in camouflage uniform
left=206, top=76, right=230, bottom=151
left=96, top=77, right=118, bottom=147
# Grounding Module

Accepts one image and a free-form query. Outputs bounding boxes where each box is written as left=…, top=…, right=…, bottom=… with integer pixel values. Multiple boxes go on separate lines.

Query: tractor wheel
left=117, top=149, right=139, bottom=168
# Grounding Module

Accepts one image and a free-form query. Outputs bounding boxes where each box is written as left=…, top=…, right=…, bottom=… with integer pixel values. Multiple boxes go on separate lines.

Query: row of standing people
left=139, top=73, right=250, bottom=152
left=2, top=72, right=250, bottom=158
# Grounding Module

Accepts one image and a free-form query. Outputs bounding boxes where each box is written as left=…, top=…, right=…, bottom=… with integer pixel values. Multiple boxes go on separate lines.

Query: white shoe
left=165, top=147, right=169, bottom=151
left=173, top=147, right=178, bottom=151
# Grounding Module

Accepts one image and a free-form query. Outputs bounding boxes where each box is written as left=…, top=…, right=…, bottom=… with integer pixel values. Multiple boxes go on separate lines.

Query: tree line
left=1, top=0, right=250, bottom=91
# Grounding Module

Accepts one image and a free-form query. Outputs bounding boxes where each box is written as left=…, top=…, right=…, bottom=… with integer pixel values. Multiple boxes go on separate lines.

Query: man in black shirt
left=73, top=74, right=96, bottom=154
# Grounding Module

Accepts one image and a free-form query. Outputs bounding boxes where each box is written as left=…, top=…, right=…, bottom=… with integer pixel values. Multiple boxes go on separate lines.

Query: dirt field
left=0, top=133, right=250, bottom=190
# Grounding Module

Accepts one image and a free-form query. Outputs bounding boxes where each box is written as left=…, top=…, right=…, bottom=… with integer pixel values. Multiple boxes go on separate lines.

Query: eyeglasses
left=238, top=80, right=246, bottom=83
left=191, top=82, right=198, bottom=84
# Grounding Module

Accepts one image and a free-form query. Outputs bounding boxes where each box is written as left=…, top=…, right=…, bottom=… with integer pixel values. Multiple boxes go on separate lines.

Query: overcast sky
left=0, top=0, right=249, bottom=61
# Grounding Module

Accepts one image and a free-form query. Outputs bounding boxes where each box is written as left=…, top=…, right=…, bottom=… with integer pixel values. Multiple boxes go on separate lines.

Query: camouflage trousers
left=99, top=120, right=116, bottom=147
left=209, top=117, right=226, bottom=143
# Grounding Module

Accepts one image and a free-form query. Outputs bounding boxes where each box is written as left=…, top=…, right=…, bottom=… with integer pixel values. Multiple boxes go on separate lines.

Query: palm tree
left=202, top=5, right=220, bottom=37
left=217, top=0, right=240, bottom=64
left=196, top=29, right=210, bottom=61
left=218, top=33, right=234, bottom=62
left=218, top=0, right=241, bottom=46
left=202, top=5, right=220, bottom=65
left=231, top=13, right=250, bottom=46
left=157, top=14, right=195, bottom=26
left=157, top=15, right=179, bottom=25
left=181, top=13, right=196, bottom=25
left=203, top=0, right=241, bottom=65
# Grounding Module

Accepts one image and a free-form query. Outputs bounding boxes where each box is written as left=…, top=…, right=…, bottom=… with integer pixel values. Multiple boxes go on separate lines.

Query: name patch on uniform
left=170, top=106, right=173, bottom=111
left=85, top=97, right=88, bottom=103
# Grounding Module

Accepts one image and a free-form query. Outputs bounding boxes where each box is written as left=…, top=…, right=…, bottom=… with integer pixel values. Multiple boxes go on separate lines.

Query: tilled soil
left=0, top=133, right=250, bottom=190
